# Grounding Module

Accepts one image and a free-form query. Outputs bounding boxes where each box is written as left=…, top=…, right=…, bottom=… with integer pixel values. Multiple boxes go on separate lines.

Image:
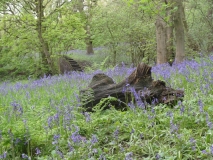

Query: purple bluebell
left=52, top=134, right=60, bottom=145
left=206, top=113, right=213, bottom=129
left=166, top=111, right=173, bottom=118
left=201, top=150, right=207, bottom=154
left=125, top=152, right=133, bottom=160
left=129, top=87, right=144, bottom=108
left=128, top=101, right=135, bottom=111
left=71, top=131, right=82, bottom=143
left=11, top=101, right=23, bottom=116
left=156, top=153, right=161, bottom=160
left=47, top=116, right=53, bottom=129
left=198, top=100, right=204, bottom=113
left=139, top=133, right=144, bottom=139
left=74, top=93, right=81, bottom=107
left=210, top=145, right=213, bottom=155
left=122, top=83, right=130, bottom=93
left=15, top=138, right=21, bottom=145
left=98, top=154, right=106, bottom=160
left=35, top=148, right=41, bottom=155
left=170, top=121, right=178, bottom=134
left=189, top=137, right=196, bottom=151
left=91, top=134, right=98, bottom=144
left=0, top=152, right=7, bottom=159
left=151, top=98, right=158, bottom=105
left=92, top=148, right=98, bottom=154
left=178, top=101, right=185, bottom=115
left=113, top=128, right=119, bottom=140
left=54, top=113, right=60, bottom=126
left=22, top=153, right=29, bottom=159
left=68, top=142, right=74, bottom=152
left=56, top=150, right=64, bottom=159
left=84, top=112, right=91, bottom=122
left=120, top=145, right=125, bottom=152
left=130, top=129, right=135, bottom=134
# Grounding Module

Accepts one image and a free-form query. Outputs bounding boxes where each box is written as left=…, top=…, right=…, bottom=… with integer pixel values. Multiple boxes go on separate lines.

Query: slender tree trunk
left=85, top=1, right=94, bottom=55
left=173, top=0, right=185, bottom=63
left=166, top=0, right=174, bottom=62
left=113, top=49, right=117, bottom=66
left=207, top=0, right=213, bottom=52
left=77, top=0, right=94, bottom=55
left=156, top=13, right=167, bottom=64
left=86, top=25, right=94, bottom=54
left=35, top=0, right=53, bottom=74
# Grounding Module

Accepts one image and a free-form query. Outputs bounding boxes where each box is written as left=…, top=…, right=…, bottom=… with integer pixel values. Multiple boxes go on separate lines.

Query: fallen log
left=59, top=55, right=83, bottom=74
left=80, top=63, right=184, bottom=112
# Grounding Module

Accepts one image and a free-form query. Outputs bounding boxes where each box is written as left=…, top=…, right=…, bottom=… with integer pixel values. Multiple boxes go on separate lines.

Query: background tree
left=92, top=0, right=155, bottom=66
left=173, top=0, right=185, bottom=63
left=73, top=0, right=97, bottom=55
left=1, top=0, right=213, bottom=80
left=0, top=0, right=85, bottom=79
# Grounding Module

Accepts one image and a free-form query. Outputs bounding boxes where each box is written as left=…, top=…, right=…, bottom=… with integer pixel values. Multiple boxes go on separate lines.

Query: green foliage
left=1, top=57, right=213, bottom=159
left=91, top=0, right=156, bottom=65
left=186, top=0, right=213, bottom=53
left=0, top=1, right=86, bottom=81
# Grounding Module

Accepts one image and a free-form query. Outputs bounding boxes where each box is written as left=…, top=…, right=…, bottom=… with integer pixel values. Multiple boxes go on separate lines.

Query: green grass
left=1, top=56, right=213, bottom=159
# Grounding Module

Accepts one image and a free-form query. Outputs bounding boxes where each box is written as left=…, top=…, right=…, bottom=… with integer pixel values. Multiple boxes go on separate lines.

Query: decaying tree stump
left=59, top=55, right=83, bottom=74
left=80, top=63, right=184, bottom=112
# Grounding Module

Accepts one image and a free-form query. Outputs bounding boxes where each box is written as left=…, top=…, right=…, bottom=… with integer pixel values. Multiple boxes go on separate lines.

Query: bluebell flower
left=201, top=150, right=207, bottom=154
left=52, top=134, right=60, bottom=145
left=0, top=152, right=7, bottom=159
left=71, top=131, right=82, bottom=143
left=56, top=150, right=64, bottom=158
left=156, top=153, right=161, bottom=160
left=198, top=100, right=204, bottom=113
left=84, top=112, right=91, bottom=122
left=130, top=129, right=135, bottom=134
left=128, top=101, right=135, bottom=111
left=210, top=145, right=213, bottom=155
left=98, top=154, right=106, bottom=160
left=113, top=128, right=119, bottom=140
left=125, top=152, right=133, bottom=160
left=22, top=153, right=29, bottom=159
left=189, top=137, right=196, bottom=151
left=35, top=148, right=41, bottom=155
left=91, top=134, right=98, bottom=144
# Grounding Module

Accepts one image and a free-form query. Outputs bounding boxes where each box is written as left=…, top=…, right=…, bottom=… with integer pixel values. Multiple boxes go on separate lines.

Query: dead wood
left=59, top=56, right=83, bottom=74
left=80, top=63, right=184, bottom=112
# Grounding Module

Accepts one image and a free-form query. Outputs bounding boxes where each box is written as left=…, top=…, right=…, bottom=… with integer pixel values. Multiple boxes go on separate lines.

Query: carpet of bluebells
left=1, top=56, right=213, bottom=159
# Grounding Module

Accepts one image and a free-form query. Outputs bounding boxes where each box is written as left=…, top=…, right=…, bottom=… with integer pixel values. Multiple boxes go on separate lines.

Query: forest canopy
left=0, top=0, right=213, bottom=80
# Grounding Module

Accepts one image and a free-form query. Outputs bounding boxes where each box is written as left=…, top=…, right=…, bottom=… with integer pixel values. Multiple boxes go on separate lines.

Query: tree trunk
left=166, top=0, right=174, bottom=62
left=173, top=0, right=185, bottom=63
left=77, top=0, right=94, bottom=55
left=156, top=13, right=167, bottom=64
left=35, top=0, right=53, bottom=74
left=86, top=40, right=94, bottom=55
left=113, top=49, right=117, bottom=66
left=86, top=25, right=94, bottom=55
left=207, top=0, right=213, bottom=52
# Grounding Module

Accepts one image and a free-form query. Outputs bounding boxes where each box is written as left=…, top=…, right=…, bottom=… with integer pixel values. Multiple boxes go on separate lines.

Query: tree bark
left=35, top=0, right=53, bottom=74
left=156, top=13, right=167, bottom=64
left=173, top=0, right=185, bottom=63
left=166, top=0, right=174, bottom=62
left=86, top=25, right=94, bottom=55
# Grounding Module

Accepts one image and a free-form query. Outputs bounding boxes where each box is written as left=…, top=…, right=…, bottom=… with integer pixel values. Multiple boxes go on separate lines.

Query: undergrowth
left=1, top=56, right=213, bottom=159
